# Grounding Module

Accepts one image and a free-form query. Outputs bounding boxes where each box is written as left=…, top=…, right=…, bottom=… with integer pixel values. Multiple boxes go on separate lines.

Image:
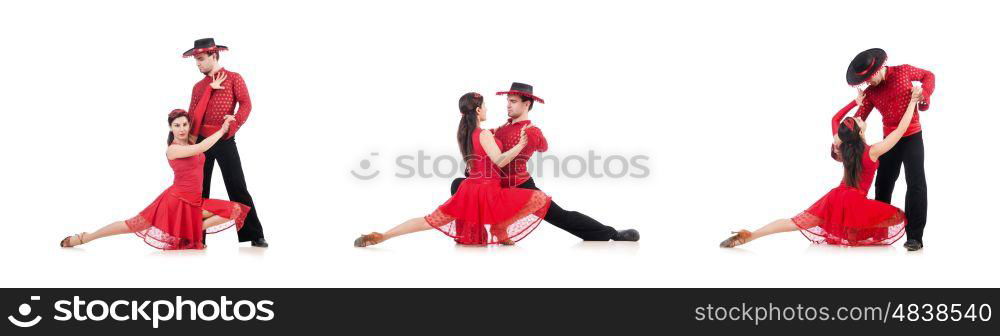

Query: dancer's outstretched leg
left=202, top=211, right=233, bottom=230
left=60, top=220, right=133, bottom=248
left=355, top=217, right=432, bottom=247
left=720, top=218, right=809, bottom=248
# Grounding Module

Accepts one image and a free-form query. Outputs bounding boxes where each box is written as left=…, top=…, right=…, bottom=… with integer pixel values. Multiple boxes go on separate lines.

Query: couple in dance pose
left=354, top=83, right=640, bottom=247
left=721, top=48, right=935, bottom=251
left=59, top=38, right=269, bottom=249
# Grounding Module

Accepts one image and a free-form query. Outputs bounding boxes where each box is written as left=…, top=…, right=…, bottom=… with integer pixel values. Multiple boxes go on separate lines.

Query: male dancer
left=835, top=48, right=935, bottom=251
left=183, top=38, right=268, bottom=247
left=450, top=82, right=639, bottom=241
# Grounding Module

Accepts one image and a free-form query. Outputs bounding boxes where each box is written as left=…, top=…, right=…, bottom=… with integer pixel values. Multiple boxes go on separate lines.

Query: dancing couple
left=60, top=38, right=269, bottom=249
left=355, top=83, right=639, bottom=247
left=720, top=48, right=935, bottom=250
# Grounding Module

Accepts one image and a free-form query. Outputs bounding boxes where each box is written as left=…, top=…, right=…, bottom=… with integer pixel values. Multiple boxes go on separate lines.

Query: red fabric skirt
left=792, top=186, right=906, bottom=246
left=125, top=187, right=249, bottom=250
left=425, top=178, right=551, bottom=245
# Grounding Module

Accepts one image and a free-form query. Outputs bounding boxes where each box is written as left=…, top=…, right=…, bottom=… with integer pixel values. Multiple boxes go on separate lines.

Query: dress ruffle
left=792, top=186, right=907, bottom=246
left=126, top=188, right=249, bottom=250
left=425, top=179, right=550, bottom=245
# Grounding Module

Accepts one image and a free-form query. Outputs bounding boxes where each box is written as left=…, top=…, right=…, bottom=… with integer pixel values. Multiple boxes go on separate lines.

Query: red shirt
left=493, top=119, right=548, bottom=188
left=844, top=64, right=935, bottom=137
left=189, top=68, right=252, bottom=138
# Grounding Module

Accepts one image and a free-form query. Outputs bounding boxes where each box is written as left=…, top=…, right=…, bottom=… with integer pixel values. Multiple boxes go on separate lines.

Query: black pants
left=450, top=178, right=618, bottom=241
left=200, top=136, right=265, bottom=242
left=873, top=132, right=927, bottom=242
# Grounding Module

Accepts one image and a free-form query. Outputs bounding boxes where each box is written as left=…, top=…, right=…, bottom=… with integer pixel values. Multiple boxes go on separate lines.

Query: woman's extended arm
left=167, top=116, right=234, bottom=160
left=479, top=125, right=532, bottom=168
left=870, top=86, right=922, bottom=160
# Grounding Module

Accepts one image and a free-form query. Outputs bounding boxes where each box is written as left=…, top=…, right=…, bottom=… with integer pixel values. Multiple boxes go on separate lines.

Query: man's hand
left=210, top=71, right=228, bottom=90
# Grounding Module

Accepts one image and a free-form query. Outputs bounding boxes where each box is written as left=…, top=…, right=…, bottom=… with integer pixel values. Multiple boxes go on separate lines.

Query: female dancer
left=720, top=86, right=922, bottom=248
left=59, top=108, right=249, bottom=250
left=354, top=92, right=552, bottom=247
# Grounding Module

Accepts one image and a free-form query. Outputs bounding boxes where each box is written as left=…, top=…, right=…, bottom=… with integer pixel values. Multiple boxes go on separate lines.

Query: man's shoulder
left=192, top=76, right=209, bottom=89
left=891, top=64, right=930, bottom=74
left=224, top=69, right=245, bottom=80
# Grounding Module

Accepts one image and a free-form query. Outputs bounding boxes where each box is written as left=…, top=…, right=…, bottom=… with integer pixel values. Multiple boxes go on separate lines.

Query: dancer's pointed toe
left=354, top=232, right=385, bottom=247
left=60, top=233, right=87, bottom=248
left=720, top=230, right=751, bottom=248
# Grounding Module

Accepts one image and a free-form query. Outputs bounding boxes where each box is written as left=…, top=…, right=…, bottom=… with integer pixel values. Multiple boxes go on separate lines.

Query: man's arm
left=903, top=64, right=935, bottom=111
left=528, top=126, right=547, bottom=152
left=228, top=73, right=252, bottom=137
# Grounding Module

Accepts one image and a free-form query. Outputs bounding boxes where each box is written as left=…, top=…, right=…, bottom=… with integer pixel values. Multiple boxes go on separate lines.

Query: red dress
left=792, top=146, right=906, bottom=246
left=125, top=152, right=249, bottom=250
left=425, top=129, right=552, bottom=245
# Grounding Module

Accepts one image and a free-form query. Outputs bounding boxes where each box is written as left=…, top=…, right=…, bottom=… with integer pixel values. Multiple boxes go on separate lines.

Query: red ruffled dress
left=125, top=152, right=249, bottom=250
left=425, top=128, right=552, bottom=245
left=792, top=146, right=906, bottom=246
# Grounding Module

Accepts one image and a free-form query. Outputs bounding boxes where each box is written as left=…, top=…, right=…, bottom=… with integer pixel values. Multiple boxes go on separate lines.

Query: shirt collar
left=205, top=67, right=227, bottom=79
left=506, top=118, right=532, bottom=126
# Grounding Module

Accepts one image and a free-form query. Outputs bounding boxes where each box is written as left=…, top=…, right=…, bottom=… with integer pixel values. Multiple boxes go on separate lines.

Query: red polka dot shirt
left=189, top=68, right=252, bottom=139
left=846, top=64, right=935, bottom=137
left=493, top=119, right=548, bottom=188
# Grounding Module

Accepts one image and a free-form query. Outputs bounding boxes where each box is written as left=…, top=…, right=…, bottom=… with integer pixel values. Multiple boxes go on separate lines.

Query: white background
left=1, top=0, right=997, bottom=288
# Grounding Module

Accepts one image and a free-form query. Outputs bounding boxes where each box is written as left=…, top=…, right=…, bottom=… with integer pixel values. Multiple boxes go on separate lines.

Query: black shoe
left=903, top=239, right=923, bottom=251
left=250, top=238, right=269, bottom=248
left=613, top=229, right=640, bottom=242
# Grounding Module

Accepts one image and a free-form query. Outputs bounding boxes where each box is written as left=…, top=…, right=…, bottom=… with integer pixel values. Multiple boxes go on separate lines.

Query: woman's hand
left=518, top=124, right=534, bottom=146
left=910, top=85, right=923, bottom=103
left=220, top=115, right=236, bottom=132
left=210, top=71, right=228, bottom=90
left=855, top=88, right=866, bottom=106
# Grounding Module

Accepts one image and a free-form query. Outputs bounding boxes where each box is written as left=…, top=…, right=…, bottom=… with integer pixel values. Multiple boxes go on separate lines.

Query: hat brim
left=846, top=49, right=887, bottom=86
left=496, top=90, right=545, bottom=104
left=182, top=46, right=229, bottom=58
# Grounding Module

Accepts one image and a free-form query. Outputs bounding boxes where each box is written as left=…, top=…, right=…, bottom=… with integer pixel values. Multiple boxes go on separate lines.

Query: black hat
left=846, top=48, right=887, bottom=86
left=182, top=38, right=229, bottom=58
left=496, top=82, right=545, bottom=104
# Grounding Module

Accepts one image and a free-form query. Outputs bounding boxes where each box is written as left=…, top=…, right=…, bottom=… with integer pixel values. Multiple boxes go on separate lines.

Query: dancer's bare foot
left=60, top=233, right=87, bottom=248
left=719, top=230, right=751, bottom=248
left=354, top=232, right=385, bottom=247
left=498, top=239, right=515, bottom=246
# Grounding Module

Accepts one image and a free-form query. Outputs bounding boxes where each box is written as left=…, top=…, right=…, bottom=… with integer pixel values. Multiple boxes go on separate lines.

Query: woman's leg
left=746, top=218, right=800, bottom=243
left=721, top=218, right=803, bottom=248
left=63, top=220, right=134, bottom=247
left=202, top=215, right=231, bottom=230
left=382, top=217, right=433, bottom=241
left=356, top=217, right=435, bottom=247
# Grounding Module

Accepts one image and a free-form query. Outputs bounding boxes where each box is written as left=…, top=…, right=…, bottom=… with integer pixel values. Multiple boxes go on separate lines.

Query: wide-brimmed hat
left=496, top=82, right=545, bottom=104
left=846, top=48, right=887, bottom=86
left=182, top=38, right=229, bottom=58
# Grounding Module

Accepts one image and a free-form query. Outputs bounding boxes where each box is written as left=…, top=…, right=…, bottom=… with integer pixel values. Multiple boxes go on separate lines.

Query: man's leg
left=200, top=137, right=218, bottom=245
left=873, top=138, right=904, bottom=204
left=213, top=137, right=265, bottom=243
left=901, top=133, right=928, bottom=244
left=450, top=178, right=465, bottom=195
left=200, top=136, right=217, bottom=199
left=518, top=178, right=620, bottom=241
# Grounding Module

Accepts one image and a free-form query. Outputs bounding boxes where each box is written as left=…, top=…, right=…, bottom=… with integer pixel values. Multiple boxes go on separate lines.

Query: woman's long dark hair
left=167, top=109, right=190, bottom=145
left=457, top=92, right=483, bottom=165
left=838, top=118, right=865, bottom=188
